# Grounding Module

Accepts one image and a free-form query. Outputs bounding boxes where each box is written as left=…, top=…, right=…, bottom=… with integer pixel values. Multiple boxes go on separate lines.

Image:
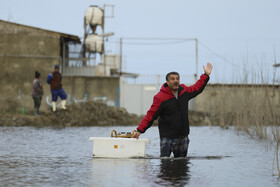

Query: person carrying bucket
left=46, top=64, right=67, bottom=112
left=132, top=63, right=213, bottom=158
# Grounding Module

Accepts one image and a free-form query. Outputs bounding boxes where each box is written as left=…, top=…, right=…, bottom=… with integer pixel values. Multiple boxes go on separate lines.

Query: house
left=0, top=20, right=120, bottom=113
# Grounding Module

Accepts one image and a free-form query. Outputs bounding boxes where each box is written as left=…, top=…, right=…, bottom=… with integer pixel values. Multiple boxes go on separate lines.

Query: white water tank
left=84, top=6, right=103, bottom=26
left=85, top=34, right=103, bottom=53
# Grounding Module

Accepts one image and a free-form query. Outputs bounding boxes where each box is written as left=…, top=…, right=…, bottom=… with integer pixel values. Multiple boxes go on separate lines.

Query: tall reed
left=207, top=67, right=280, bottom=176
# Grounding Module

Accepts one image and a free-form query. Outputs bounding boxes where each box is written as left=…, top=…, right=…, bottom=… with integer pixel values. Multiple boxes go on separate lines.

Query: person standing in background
left=46, top=65, right=67, bottom=112
left=32, top=71, right=44, bottom=115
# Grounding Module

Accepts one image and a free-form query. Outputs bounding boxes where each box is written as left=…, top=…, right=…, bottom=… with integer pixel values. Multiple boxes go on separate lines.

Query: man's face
left=55, top=68, right=59, bottom=72
left=166, top=74, right=180, bottom=91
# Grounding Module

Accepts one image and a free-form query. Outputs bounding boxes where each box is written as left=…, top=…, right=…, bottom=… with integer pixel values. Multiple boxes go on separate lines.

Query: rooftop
left=0, top=19, right=81, bottom=43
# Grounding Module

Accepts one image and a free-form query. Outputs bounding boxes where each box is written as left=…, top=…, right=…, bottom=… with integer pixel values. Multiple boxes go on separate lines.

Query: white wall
left=120, top=81, right=196, bottom=115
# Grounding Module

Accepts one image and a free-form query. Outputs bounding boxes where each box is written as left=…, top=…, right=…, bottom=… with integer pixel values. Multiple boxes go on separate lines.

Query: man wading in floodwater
left=132, top=62, right=213, bottom=157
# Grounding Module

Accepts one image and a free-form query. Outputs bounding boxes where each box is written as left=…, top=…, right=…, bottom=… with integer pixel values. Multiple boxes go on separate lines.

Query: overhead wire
left=198, top=41, right=275, bottom=83
left=198, top=41, right=245, bottom=71
left=106, top=39, right=193, bottom=45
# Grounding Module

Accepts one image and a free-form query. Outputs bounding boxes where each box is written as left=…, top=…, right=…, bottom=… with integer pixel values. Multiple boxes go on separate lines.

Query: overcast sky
left=1, top=0, right=280, bottom=83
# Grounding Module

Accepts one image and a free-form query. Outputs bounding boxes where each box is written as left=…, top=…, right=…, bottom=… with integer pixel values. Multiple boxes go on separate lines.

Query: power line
left=106, top=39, right=193, bottom=45
left=198, top=41, right=277, bottom=83
left=198, top=41, right=252, bottom=73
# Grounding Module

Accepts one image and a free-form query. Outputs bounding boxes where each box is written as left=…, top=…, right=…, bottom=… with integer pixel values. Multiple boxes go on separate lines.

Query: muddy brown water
left=0, top=126, right=279, bottom=186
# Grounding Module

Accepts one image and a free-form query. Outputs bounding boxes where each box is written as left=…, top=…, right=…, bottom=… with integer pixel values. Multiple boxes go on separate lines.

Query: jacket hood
left=160, top=83, right=183, bottom=96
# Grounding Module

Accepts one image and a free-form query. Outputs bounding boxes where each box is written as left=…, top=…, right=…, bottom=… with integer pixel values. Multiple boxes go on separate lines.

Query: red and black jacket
left=137, top=74, right=209, bottom=138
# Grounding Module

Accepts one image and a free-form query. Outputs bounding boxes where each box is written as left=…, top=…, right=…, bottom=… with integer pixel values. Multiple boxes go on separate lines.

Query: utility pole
left=119, top=37, right=199, bottom=110
left=273, top=63, right=280, bottom=85
left=120, top=37, right=123, bottom=76
left=102, top=4, right=115, bottom=75
left=273, top=44, right=280, bottom=84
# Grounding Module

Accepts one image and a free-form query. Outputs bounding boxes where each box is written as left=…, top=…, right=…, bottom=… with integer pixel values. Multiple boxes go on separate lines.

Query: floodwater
left=0, top=126, right=279, bottom=186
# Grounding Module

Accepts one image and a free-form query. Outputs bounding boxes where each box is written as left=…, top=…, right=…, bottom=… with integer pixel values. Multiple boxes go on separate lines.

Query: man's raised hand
left=203, top=62, right=213, bottom=76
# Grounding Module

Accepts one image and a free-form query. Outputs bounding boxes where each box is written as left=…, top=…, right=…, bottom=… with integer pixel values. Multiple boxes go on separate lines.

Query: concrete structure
left=120, top=83, right=159, bottom=115
left=0, top=20, right=119, bottom=113
left=120, top=82, right=280, bottom=117
left=192, top=84, right=280, bottom=126
left=2, top=19, right=277, bottom=118
left=63, top=76, right=119, bottom=106
left=195, top=84, right=280, bottom=114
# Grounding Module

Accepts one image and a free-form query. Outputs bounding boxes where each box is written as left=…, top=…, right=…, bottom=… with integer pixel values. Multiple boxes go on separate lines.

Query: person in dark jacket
left=132, top=62, right=213, bottom=157
left=46, top=65, right=67, bottom=112
left=32, top=71, right=44, bottom=115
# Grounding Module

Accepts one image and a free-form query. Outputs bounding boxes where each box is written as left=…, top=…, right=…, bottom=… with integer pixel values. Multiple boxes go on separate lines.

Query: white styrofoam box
left=89, top=137, right=151, bottom=158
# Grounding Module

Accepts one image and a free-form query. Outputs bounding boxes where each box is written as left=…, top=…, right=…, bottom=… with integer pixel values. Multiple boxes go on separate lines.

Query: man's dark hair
left=35, top=71, right=41, bottom=78
left=54, top=64, right=60, bottom=69
left=166, top=72, right=180, bottom=81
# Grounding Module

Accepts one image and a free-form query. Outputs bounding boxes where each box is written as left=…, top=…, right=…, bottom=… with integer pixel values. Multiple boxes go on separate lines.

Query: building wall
left=120, top=82, right=280, bottom=117
left=62, top=76, right=120, bottom=106
left=0, top=21, right=61, bottom=113
left=120, top=83, right=158, bottom=115
left=0, top=21, right=121, bottom=113
left=194, top=84, right=280, bottom=113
